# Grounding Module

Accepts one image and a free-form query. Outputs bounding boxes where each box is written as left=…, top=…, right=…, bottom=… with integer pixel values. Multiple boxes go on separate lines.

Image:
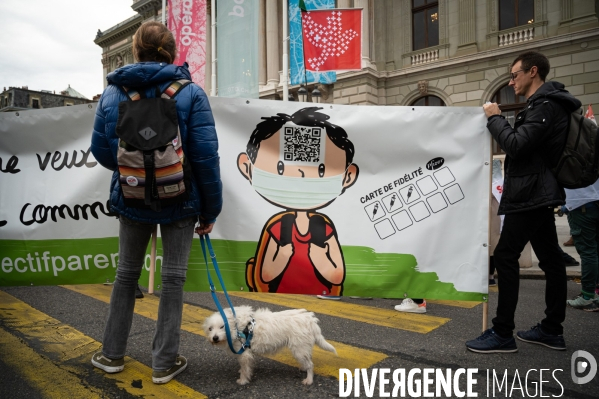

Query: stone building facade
left=96, top=1, right=599, bottom=126
left=0, top=86, right=93, bottom=112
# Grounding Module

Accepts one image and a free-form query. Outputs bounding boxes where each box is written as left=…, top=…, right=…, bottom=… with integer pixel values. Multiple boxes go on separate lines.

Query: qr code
left=283, top=126, right=323, bottom=163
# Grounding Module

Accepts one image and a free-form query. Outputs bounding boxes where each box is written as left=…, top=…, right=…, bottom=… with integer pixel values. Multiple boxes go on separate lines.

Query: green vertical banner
left=217, top=0, right=259, bottom=98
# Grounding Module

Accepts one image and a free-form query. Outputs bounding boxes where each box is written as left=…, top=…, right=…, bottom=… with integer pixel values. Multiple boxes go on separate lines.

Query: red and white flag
left=168, top=0, right=207, bottom=88
left=301, top=9, right=362, bottom=72
left=585, top=104, right=597, bottom=126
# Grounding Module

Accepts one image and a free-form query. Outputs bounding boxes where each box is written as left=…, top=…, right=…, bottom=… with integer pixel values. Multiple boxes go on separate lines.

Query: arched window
left=411, top=95, right=445, bottom=106
left=490, top=84, right=527, bottom=155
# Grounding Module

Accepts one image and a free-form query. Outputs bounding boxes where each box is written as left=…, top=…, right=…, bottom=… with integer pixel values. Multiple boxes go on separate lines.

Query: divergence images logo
left=571, top=350, right=597, bottom=385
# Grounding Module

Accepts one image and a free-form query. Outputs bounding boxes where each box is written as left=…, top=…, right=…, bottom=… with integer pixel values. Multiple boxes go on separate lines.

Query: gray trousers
left=101, top=215, right=196, bottom=371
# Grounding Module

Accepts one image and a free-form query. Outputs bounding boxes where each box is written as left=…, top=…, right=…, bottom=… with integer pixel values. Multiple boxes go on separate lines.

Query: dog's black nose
left=212, top=336, right=219, bottom=343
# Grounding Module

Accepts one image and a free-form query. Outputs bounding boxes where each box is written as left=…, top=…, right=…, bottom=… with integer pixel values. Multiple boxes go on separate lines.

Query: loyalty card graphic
left=362, top=160, right=465, bottom=240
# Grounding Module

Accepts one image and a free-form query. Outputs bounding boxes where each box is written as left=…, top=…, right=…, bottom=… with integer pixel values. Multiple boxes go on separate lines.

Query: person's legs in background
left=566, top=206, right=599, bottom=310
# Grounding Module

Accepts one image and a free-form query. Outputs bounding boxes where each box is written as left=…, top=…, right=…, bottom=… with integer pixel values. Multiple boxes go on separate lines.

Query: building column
left=266, top=0, right=279, bottom=88
left=354, top=0, right=376, bottom=70
left=259, top=0, right=267, bottom=88
left=456, top=0, right=477, bottom=55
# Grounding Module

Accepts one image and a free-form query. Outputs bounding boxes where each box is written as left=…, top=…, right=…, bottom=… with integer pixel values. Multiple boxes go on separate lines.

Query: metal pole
left=211, top=0, right=217, bottom=96
left=162, top=0, right=166, bottom=25
left=282, top=0, right=289, bottom=101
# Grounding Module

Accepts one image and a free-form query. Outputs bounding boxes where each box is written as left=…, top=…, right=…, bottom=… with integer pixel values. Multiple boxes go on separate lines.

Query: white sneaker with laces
left=394, top=298, right=426, bottom=313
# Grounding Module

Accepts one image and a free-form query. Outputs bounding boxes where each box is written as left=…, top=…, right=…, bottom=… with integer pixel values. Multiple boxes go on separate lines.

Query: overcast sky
left=0, top=0, right=139, bottom=100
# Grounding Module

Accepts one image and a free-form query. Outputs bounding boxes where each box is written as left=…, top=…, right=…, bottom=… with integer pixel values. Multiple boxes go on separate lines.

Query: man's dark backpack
left=115, top=80, right=193, bottom=211
left=550, top=107, right=599, bottom=189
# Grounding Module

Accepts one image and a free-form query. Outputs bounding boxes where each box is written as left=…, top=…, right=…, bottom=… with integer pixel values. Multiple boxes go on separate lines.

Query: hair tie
left=157, top=47, right=163, bottom=52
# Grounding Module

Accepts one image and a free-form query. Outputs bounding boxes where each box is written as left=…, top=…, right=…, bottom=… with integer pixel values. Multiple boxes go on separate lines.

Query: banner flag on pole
left=585, top=104, right=597, bottom=126
left=301, top=8, right=362, bottom=72
left=289, top=0, right=336, bottom=85
left=168, top=0, right=207, bottom=88
left=217, top=0, right=259, bottom=98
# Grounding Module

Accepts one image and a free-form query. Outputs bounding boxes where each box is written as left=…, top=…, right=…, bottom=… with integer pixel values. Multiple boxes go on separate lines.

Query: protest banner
left=0, top=99, right=490, bottom=300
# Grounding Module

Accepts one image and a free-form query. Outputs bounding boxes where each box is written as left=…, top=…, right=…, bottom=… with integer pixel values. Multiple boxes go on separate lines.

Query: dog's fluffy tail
left=313, top=325, right=337, bottom=355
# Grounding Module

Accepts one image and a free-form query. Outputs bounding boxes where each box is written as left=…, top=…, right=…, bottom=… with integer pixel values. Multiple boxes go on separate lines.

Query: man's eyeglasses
left=510, top=68, right=530, bottom=81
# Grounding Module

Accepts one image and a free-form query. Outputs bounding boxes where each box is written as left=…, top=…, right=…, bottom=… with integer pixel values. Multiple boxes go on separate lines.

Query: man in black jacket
left=466, top=51, right=582, bottom=353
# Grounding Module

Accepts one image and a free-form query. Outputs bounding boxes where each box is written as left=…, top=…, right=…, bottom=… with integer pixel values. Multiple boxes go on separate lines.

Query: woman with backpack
left=90, top=21, right=222, bottom=384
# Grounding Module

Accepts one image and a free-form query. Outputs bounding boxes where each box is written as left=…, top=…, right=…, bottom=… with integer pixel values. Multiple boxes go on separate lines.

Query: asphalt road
left=0, top=279, right=597, bottom=399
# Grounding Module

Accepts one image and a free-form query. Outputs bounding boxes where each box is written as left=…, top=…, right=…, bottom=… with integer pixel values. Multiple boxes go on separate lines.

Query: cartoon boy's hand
left=277, top=243, right=294, bottom=262
left=308, top=242, right=329, bottom=263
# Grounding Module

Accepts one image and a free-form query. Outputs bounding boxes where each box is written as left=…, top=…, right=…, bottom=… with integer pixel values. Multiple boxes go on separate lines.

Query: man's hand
left=195, top=222, right=214, bottom=235
left=483, top=102, right=501, bottom=118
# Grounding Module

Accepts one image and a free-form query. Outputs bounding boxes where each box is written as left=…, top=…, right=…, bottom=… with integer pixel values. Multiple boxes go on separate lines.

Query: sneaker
left=567, top=295, right=596, bottom=310
left=465, top=328, right=518, bottom=353
left=152, top=355, right=187, bottom=384
left=316, top=295, right=341, bottom=300
left=135, top=285, right=144, bottom=299
left=394, top=298, right=426, bottom=313
left=516, top=324, right=566, bottom=350
left=91, top=352, right=124, bottom=373
left=561, top=252, right=580, bottom=266
left=489, top=278, right=497, bottom=287
left=583, top=301, right=599, bottom=312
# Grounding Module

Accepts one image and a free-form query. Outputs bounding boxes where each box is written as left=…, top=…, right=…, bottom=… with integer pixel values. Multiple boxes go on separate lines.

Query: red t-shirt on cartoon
left=268, top=218, right=335, bottom=295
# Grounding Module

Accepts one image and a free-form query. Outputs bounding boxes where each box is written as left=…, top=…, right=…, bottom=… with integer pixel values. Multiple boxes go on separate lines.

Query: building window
left=411, top=95, right=445, bottom=106
left=499, top=0, right=534, bottom=31
left=32, top=99, right=40, bottom=109
left=490, top=84, right=527, bottom=155
left=412, top=0, right=439, bottom=51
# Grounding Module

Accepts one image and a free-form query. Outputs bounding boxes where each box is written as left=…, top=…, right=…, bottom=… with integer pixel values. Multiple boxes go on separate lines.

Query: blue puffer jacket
left=91, top=62, right=222, bottom=224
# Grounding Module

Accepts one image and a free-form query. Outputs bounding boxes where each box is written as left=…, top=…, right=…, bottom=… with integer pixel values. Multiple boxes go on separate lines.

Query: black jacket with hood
left=487, top=81, right=582, bottom=215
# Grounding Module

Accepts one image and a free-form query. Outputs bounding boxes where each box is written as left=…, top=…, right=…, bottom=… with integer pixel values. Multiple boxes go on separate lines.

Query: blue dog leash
left=199, top=234, right=253, bottom=354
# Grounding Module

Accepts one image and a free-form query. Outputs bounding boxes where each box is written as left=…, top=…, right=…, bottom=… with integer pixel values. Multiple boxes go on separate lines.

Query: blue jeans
left=101, top=215, right=196, bottom=371
left=567, top=204, right=599, bottom=296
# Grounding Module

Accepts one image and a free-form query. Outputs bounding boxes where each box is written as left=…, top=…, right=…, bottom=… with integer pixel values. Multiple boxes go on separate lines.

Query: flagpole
left=211, top=0, right=217, bottom=96
left=282, top=0, right=289, bottom=101
left=162, top=0, right=166, bottom=24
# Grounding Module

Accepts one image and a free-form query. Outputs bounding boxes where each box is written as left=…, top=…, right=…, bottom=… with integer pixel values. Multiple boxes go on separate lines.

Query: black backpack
left=550, top=107, right=599, bottom=189
left=116, top=79, right=193, bottom=211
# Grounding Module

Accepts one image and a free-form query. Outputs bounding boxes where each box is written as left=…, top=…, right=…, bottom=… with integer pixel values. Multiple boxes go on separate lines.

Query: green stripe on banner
left=0, top=239, right=485, bottom=301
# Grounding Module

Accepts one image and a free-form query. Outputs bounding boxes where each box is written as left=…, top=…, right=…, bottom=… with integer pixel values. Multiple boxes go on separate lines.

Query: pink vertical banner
left=168, top=0, right=207, bottom=88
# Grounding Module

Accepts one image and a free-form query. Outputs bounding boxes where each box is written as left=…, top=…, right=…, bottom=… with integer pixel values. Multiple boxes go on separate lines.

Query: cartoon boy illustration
left=237, top=107, right=359, bottom=295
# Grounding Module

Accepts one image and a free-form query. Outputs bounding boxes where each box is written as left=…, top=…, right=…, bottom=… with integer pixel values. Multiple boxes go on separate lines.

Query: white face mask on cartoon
left=251, top=166, right=345, bottom=209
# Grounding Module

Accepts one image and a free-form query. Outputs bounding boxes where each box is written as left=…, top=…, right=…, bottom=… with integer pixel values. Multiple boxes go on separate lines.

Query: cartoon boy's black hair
left=246, top=107, right=355, bottom=168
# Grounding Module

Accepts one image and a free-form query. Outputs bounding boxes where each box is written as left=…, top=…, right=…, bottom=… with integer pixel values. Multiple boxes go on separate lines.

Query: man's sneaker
left=316, top=295, right=341, bottom=300
left=561, top=252, right=580, bottom=266
left=567, top=295, right=596, bottom=310
left=394, top=298, right=427, bottom=313
left=465, top=328, right=518, bottom=353
left=516, top=324, right=566, bottom=350
left=91, top=352, right=124, bottom=373
left=135, top=284, right=144, bottom=299
left=152, top=355, right=187, bottom=384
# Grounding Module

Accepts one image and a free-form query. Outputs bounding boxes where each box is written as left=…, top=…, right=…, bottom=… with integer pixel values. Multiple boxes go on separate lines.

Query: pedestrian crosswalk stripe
left=0, top=290, right=207, bottom=399
left=64, top=284, right=388, bottom=379
left=0, top=327, right=104, bottom=399
left=229, top=292, right=451, bottom=333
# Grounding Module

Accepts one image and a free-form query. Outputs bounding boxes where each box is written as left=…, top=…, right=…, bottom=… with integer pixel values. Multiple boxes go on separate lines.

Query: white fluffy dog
left=203, top=305, right=337, bottom=385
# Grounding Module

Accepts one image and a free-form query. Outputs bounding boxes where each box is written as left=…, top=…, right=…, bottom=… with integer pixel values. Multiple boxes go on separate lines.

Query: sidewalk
left=520, top=213, right=582, bottom=279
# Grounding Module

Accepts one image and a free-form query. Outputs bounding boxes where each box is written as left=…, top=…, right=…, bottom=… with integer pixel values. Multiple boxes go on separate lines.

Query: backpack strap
left=120, top=86, right=145, bottom=101
left=161, top=79, right=192, bottom=100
